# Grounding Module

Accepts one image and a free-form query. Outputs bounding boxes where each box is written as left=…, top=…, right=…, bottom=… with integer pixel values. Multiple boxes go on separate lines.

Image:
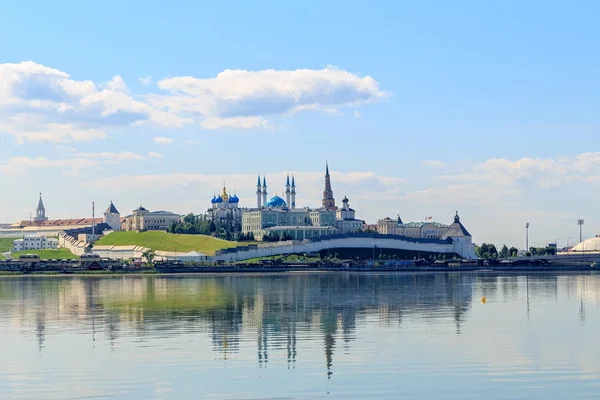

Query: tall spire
left=291, top=175, right=295, bottom=187
left=322, top=163, right=336, bottom=210
left=37, top=193, right=44, bottom=210
left=34, top=193, right=48, bottom=222
left=257, top=175, right=261, bottom=186
left=286, top=173, right=290, bottom=186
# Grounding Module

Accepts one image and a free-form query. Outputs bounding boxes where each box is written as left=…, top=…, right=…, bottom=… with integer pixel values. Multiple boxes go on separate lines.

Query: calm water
left=1, top=272, right=600, bottom=399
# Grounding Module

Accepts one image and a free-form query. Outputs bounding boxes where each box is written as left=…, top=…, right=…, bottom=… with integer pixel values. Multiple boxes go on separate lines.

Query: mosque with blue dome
left=241, top=164, right=365, bottom=241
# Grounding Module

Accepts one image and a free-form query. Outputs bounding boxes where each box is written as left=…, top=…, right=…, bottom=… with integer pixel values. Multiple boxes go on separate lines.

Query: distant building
left=9, top=194, right=106, bottom=231
left=335, top=196, right=364, bottom=233
left=207, top=185, right=243, bottom=228
left=242, top=164, right=363, bottom=241
left=103, top=201, right=121, bottom=231
left=12, top=234, right=58, bottom=252
left=377, top=212, right=472, bottom=242
left=377, top=216, right=449, bottom=239
left=122, top=206, right=181, bottom=231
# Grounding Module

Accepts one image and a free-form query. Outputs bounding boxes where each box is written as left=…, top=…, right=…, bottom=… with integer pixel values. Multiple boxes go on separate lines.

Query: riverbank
left=1, top=264, right=598, bottom=275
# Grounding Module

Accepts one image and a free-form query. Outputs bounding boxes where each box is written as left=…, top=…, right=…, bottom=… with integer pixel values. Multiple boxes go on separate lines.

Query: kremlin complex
left=0, top=163, right=476, bottom=259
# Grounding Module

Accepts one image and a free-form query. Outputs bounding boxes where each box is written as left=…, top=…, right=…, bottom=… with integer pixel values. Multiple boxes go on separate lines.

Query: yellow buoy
left=481, top=296, right=486, bottom=304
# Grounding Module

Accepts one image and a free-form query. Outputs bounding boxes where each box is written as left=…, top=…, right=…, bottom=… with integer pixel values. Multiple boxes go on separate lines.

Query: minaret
left=262, top=176, right=268, bottom=206
left=291, top=176, right=296, bottom=209
left=256, top=175, right=262, bottom=208
left=34, top=193, right=48, bottom=222
left=285, top=174, right=291, bottom=207
left=322, top=163, right=336, bottom=210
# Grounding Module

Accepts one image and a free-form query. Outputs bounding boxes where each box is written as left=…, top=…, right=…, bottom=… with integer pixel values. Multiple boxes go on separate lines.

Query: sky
left=1, top=0, right=599, bottom=248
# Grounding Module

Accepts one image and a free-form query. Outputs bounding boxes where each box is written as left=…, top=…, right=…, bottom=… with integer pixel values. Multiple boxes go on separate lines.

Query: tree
left=141, top=249, right=156, bottom=266
left=476, top=243, right=499, bottom=259
left=499, top=245, right=509, bottom=258
left=508, top=247, right=519, bottom=257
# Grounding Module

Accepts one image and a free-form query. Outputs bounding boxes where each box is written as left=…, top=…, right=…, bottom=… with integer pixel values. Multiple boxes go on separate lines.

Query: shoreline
left=1, top=264, right=598, bottom=276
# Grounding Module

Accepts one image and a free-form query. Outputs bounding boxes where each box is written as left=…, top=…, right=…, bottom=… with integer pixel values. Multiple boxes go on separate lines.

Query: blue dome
left=265, top=195, right=286, bottom=208
left=210, top=196, right=217, bottom=204
left=230, top=194, right=239, bottom=203
left=215, top=196, right=223, bottom=203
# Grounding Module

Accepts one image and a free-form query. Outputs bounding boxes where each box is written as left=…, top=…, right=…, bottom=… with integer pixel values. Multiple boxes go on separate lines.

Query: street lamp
left=578, top=219, right=584, bottom=243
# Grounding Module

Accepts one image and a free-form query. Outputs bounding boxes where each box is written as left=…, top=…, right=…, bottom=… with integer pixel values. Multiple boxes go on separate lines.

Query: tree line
left=167, top=213, right=254, bottom=242
left=476, top=243, right=556, bottom=259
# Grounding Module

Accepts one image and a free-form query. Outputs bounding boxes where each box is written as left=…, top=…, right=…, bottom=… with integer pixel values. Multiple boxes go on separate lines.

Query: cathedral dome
left=211, top=196, right=217, bottom=204
left=230, top=194, right=239, bottom=203
left=265, top=195, right=286, bottom=208
left=214, top=196, right=223, bottom=203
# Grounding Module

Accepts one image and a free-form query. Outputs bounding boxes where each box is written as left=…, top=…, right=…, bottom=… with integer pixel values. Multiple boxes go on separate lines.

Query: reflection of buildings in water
left=2, top=273, right=482, bottom=378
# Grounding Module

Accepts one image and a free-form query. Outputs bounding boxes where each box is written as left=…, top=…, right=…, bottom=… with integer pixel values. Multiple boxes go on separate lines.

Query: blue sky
left=1, top=0, right=599, bottom=247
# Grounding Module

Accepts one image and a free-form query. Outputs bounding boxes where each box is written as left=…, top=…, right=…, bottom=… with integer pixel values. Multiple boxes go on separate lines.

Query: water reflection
left=1, top=272, right=600, bottom=399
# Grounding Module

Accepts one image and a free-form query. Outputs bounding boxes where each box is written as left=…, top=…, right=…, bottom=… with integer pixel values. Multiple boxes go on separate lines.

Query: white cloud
left=0, top=61, right=189, bottom=144
left=74, top=151, right=147, bottom=161
left=353, top=110, right=361, bottom=118
left=420, top=160, right=447, bottom=168
left=148, top=152, right=163, bottom=158
left=0, top=156, right=99, bottom=175
left=103, top=75, right=129, bottom=93
left=200, top=116, right=269, bottom=130
left=438, top=153, right=600, bottom=188
left=0, top=122, right=106, bottom=144
left=139, top=76, right=152, bottom=85
left=153, top=136, right=173, bottom=144
left=151, top=65, right=387, bottom=129
left=0, top=62, right=387, bottom=141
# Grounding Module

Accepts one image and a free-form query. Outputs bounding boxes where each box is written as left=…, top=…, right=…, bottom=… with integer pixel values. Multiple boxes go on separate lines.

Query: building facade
left=242, top=164, right=363, bottom=241
left=207, top=185, right=243, bottom=228
left=12, top=234, right=59, bottom=252
left=122, top=206, right=181, bottom=231
left=377, top=212, right=472, bottom=241
left=335, top=196, right=364, bottom=233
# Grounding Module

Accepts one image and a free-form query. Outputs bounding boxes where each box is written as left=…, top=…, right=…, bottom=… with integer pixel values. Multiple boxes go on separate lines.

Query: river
left=1, top=272, right=599, bottom=399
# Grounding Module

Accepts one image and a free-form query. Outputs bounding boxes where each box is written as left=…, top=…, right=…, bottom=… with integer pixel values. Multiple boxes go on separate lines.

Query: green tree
left=508, top=247, right=519, bottom=257
left=499, top=245, right=509, bottom=258
left=141, top=249, right=156, bottom=266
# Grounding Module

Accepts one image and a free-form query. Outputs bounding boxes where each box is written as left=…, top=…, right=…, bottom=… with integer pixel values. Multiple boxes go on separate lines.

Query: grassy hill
left=94, top=231, right=239, bottom=255
left=12, top=248, right=77, bottom=260
left=0, top=238, right=14, bottom=260
left=0, top=238, right=13, bottom=253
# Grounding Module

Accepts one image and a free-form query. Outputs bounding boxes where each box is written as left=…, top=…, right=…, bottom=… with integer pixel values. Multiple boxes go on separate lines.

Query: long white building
left=12, top=234, right=59, bottom=252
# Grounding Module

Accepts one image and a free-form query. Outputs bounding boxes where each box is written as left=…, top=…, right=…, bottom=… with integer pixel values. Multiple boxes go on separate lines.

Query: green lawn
left=94, top=231, right=239, bottom=256
left=0, top=238, right=14, bottom=253
left=12, top=248, right=78, bottom=260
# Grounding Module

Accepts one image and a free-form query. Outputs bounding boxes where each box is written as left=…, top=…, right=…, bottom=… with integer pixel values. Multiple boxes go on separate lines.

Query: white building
left=335, top=196, right=364, bottom=233
left=207, top=185, right=244, bottom=228
left=12, top=234, right=59, bottom=252
left=103, top=201, right=121, bottom=231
